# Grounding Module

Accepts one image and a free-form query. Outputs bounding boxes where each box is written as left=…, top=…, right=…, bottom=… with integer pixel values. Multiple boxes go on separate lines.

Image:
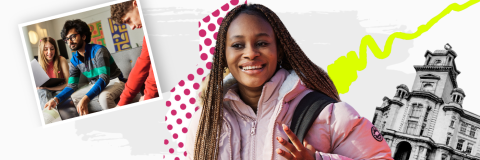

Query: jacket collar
left=222, top=69, right=302, bottom=100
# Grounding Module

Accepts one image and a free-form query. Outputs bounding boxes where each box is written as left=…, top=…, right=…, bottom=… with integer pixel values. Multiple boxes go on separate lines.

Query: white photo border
left=18, top=0, right=164, bottom=127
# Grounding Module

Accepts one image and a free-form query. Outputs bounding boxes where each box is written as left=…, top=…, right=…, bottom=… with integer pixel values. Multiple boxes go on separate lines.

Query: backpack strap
left=289, top=91, right=338, bottom=144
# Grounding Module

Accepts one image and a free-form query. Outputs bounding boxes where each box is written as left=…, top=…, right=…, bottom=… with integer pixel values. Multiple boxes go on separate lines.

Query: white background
left=2, top=0, right=479, bottom=159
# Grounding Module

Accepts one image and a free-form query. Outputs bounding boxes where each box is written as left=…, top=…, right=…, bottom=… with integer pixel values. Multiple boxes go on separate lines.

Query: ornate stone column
left=409, top=144, right=419, bottom=160
left=417, top=146, right=428, bottom=160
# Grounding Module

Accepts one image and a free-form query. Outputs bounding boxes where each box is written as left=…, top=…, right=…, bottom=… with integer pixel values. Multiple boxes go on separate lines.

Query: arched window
left=434, top=59, right=442, bottom=65
left=441, top=154, right=447, bottom=160
left=394, top=142, right=412, bottom=160
left=422, top=83, right=434, bottom=93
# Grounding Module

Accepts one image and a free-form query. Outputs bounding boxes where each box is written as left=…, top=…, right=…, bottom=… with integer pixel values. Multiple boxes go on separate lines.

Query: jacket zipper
left=251, top=120, right=257, bottom=160
left=230, top=103, right=257, bottom=160
left=269, top=80, right=303, bottom=159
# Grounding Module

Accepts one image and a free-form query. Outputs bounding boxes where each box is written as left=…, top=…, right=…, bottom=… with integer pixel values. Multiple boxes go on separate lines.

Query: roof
left=396, top=84, right=409, bottom=92
left=451, top=88, right=466, bottom=97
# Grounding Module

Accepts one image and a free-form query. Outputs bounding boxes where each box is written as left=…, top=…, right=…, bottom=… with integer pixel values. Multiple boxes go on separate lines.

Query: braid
left=194, top=4, right=340, bottom=160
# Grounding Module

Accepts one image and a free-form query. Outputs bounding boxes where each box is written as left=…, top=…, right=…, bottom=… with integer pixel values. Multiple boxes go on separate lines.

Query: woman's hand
left=276, top=124, right=316, bottom=160
left=37, top=87, right=46, bottom=90
left=77, top=95, right=90, bottom=116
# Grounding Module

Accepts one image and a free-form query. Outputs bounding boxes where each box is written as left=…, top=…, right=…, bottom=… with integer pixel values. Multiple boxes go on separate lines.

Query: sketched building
left=373, top=44, right=480, bottom=160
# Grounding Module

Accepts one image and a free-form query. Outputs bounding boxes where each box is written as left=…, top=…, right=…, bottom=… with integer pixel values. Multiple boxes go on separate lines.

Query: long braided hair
left=194, top=4, right=340, bottom=160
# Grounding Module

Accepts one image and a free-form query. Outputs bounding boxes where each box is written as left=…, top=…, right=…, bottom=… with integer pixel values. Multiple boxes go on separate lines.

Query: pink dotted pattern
left=162, top=0, right=246, bottom=159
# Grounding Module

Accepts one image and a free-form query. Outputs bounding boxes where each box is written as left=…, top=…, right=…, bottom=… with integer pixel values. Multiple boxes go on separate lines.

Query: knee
left=87, top=98, right=104, bottom=113
left=99, top=92, right=116, bottom=109
left=70, top=93, right=85, bottom=102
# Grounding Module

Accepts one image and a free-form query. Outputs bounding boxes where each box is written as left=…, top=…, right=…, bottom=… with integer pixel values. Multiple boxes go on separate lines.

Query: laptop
left=31, top=59, right=65, bottom=87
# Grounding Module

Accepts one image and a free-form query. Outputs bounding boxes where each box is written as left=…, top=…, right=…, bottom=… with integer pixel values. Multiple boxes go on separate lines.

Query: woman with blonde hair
left=36, top=37, right=69, bottom=109
left=186, top=4, right=392, bottom=160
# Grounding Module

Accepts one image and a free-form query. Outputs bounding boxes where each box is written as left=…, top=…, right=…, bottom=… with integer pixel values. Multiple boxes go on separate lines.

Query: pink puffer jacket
left=186, top=69, right=392, bottom=160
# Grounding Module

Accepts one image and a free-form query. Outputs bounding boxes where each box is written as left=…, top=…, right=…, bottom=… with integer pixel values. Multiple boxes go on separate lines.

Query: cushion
left=111, top=46, right=143, bottom=79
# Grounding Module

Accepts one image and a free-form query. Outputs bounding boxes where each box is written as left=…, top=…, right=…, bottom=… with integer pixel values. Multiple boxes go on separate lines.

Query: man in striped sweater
left=44, top=19, right=125, bottom=115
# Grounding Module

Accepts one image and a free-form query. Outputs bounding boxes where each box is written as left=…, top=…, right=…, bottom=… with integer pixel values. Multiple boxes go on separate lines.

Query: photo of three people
left=22, top=0, right=160, bottom=124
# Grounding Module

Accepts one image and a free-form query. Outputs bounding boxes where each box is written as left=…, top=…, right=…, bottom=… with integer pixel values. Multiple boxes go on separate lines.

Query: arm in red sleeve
left=117, top=37, right=151, bottom=106
left=143, top=65, right=159, bottom=100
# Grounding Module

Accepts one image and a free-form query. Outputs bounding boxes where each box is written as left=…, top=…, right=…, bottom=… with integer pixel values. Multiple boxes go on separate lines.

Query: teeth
left=242, top=65, right=262, bottom=71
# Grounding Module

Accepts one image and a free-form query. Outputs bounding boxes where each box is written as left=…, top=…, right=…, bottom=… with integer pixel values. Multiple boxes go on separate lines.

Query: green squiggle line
left=327, top=0, right=480, bottom=94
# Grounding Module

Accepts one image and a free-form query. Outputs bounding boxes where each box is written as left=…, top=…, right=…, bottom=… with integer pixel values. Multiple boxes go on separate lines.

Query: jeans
left=71, top=78, right=125, bottom=113
left=37, top=89, right=62, bottom=110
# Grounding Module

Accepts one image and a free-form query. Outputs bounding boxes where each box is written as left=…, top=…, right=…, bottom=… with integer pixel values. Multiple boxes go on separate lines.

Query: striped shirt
left=55, top=43, right=122, bottom=102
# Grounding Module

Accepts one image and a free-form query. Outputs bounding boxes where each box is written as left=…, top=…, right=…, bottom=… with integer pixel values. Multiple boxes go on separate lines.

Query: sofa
left=57, top=46, right=143, bottom=119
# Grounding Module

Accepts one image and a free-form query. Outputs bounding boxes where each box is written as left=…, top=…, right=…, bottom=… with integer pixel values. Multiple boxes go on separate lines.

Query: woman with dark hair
left=186, top=4, right=393, bottom=160
left=37, top=37, right=69, bottom=109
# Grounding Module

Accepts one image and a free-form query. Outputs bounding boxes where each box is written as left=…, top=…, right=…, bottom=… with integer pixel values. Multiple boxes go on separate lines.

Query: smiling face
left=225, top=13, right=279, bottom=89
left=121, top=0, right=142, bottom=30
left=65, top=28, right=85, bottom=51
left=43, top=41, right=56, bottom=62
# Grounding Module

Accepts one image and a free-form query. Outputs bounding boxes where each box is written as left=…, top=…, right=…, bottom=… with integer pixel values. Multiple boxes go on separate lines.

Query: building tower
left=373, top=44, right=480, bottom=160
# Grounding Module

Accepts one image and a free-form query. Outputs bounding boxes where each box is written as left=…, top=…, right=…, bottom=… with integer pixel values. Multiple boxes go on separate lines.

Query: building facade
left=373, top=44, right=480, bottom=160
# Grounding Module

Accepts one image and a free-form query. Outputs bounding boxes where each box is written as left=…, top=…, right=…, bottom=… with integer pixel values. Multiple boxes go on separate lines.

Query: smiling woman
left=186, top=4, right=393, bottom=160
left=36, top=37, right=69, bottom=109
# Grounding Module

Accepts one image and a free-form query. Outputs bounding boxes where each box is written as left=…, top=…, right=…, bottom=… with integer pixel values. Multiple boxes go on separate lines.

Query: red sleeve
left=143, top=65, right=159, bottom=100
left=117, top=37, right=151, bottom=106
